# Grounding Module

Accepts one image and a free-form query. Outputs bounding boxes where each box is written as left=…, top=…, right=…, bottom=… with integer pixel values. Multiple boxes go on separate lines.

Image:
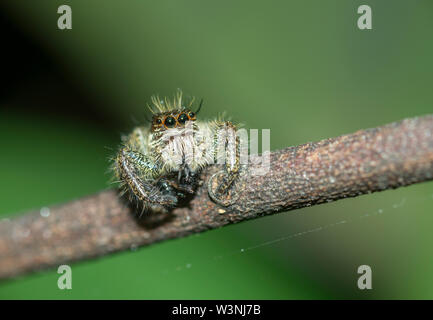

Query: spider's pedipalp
left=116, top=148, right=178, bottom=209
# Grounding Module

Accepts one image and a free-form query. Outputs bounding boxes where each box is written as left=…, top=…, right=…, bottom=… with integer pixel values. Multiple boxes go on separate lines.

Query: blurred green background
left=0, top=0, right=432, bottom=299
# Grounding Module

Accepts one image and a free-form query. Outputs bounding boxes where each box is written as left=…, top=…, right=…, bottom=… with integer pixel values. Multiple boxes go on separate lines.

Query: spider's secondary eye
left=188, top=112, right=195, bottom=119
left=178, top=113, right=188, bottom=124
left=156, top=118, right=162, bottom=125
left=164, top=116, right=176, bottom=128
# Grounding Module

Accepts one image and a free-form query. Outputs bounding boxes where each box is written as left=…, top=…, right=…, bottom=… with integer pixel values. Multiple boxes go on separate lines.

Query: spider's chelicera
left=112, top=91, right=241, bottom=213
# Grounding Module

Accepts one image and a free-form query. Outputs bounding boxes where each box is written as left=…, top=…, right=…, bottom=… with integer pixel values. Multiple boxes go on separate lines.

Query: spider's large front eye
left=164, top=116, right=176, bottom=128
left=178, top=113, right=188, bottom=124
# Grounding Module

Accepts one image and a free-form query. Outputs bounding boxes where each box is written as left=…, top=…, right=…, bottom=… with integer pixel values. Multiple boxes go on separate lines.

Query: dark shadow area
left=118, top=189, right=176, bottom=230
left=0, top=8, right=122, bottom=134
left=117, top=175, right=200, bottom=230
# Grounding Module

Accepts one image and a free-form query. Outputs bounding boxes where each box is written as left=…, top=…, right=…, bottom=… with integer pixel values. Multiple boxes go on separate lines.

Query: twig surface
left=1, top=115, right=433, bottom=280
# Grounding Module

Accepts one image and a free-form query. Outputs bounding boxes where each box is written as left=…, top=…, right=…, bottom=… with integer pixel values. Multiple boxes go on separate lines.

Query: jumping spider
left=113, top=91, right=241, bottom=213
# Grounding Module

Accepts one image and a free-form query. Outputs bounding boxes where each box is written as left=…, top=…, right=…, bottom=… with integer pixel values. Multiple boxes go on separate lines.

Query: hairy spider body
left=113, top=91, right=240, bottom=213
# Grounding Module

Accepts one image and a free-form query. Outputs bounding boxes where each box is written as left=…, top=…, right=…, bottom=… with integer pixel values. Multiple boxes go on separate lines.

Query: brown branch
left=1, top=115, right=433, bottom=280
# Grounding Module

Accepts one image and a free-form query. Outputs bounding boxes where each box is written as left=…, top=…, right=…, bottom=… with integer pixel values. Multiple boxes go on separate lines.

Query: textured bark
left=1, top=115, right=432, bottom=280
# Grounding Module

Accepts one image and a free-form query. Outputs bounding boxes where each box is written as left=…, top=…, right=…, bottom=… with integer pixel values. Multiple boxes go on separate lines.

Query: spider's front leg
left=116, top=148, right=178, bottom=211
left=208, top=121, right=241, bottom=206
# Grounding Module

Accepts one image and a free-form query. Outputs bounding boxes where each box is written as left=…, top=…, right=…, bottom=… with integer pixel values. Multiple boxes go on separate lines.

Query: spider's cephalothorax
left=113, top=91, right=241, bottom=213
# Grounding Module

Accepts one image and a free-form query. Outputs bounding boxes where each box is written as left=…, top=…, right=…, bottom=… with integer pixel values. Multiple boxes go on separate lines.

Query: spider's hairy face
left=150, top=106, right=202, bottom=173
left=151, top=109, right=197, bottom=133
